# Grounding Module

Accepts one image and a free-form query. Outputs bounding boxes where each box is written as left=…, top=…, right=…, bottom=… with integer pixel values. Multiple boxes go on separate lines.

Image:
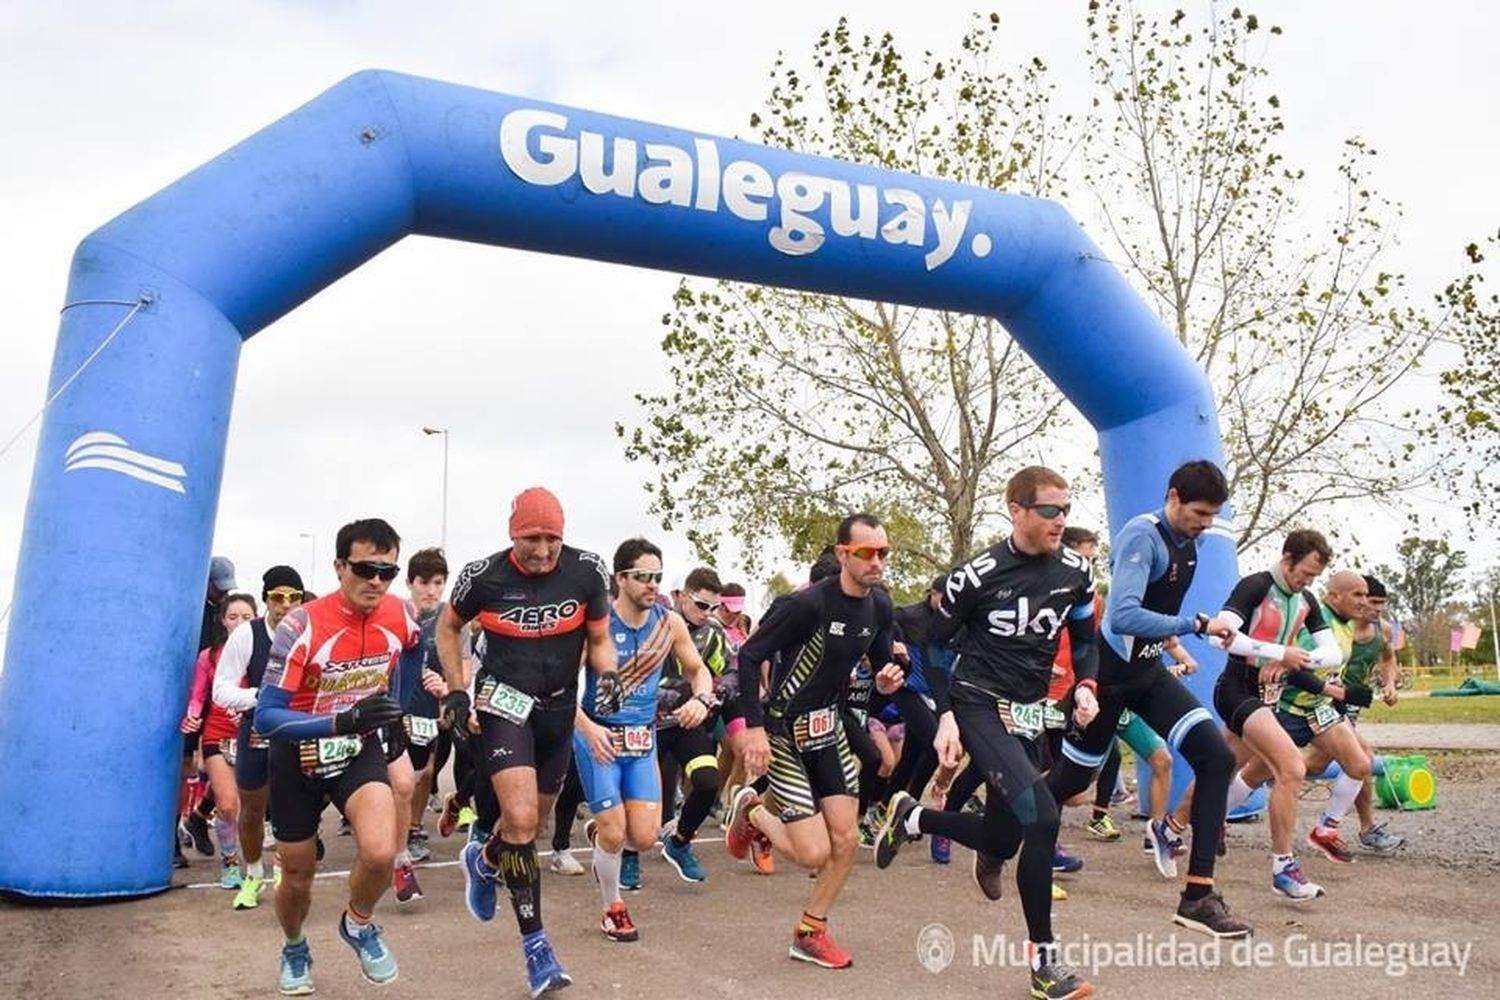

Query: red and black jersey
left=449, top=545, right=611, bottom=699
left=261, top=593, right=422, bottom=716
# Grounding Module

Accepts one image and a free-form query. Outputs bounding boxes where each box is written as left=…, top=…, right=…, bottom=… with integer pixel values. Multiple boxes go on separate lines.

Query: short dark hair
left=836, top=513, right=882, bottom=545
left=335, top=518, right=401, bottom=560
left=1168, top=460, right=1230, bottom=506
left=407, top=547, right=448, bottom=582
left=1062, top=527, right=1098, bottom=549
left=810, top=545, right=841, bottom=583
left=1006, top=466, right=1068, bottom=506
left=721, top=582, right=746, bottom=598
left=613, top=537, right=663, bottom=573
left=1363, top=574, right=1387, bottom=599
left=683, top=566, right=722, bottom=594
left=1282, top=529, right=1332, bottom=565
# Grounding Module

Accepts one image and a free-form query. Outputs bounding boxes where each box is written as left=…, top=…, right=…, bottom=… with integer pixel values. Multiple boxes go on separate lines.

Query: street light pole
left=422, top=426, right=449, bottom=551
left=299, top=531, right=316, bottom=593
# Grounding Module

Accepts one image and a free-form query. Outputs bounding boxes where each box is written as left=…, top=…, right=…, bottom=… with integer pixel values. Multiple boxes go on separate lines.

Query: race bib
left=477, top=678, right=536, bottom=725
left=792, top=706, right=839, bottom=751
left=1042, top=701, right=1067, bottom=731
left=405, top=714, right=440, bottom=746
left=218, top=738, right=237, bottom=766
left=1311, top=701, right=1341, bottom=733
left=609, top=724, right=655, bottom=756
left=298, top=734, right=363, bottom=777
left=247, top=733, right=270, bottom=751
left=1000, top=699, right=1045, bottom=740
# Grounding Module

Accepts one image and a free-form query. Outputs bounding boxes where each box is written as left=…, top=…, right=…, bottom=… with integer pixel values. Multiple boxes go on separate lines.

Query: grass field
left=1362, top=694, right=1500, bottom=725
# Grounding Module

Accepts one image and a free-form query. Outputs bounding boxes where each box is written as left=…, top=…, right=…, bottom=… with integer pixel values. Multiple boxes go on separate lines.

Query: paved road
left=1357, top=724, right=1500, bottom=751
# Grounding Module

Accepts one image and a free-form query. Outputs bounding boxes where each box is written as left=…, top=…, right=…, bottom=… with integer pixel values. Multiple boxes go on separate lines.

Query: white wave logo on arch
left=64, top=432, right=186, bottom=494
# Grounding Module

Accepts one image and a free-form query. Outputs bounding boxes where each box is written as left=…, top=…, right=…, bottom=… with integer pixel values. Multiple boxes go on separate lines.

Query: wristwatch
left=1192, top=612, right=1211, bottom=636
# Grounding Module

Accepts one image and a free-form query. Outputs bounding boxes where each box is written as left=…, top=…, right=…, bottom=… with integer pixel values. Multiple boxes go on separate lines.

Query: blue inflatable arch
left=0, top=70, right=1236, bottom=897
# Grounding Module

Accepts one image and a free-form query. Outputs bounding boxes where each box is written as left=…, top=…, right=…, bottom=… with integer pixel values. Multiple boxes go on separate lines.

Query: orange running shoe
left=725, top=786, right=761, bottom=860
left=750, top=831, right=776, bottom=875
left=601, top=901, right=639, bottom=943
left=789, top=924, right=852, bottom=969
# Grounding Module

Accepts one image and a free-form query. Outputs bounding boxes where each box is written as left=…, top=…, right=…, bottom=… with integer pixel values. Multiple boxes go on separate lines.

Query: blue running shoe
left=1271, top=859, right=1324, bottom=901
left=462, top=840, right=498, bottom=922
left=661, top=837, right=706, bottom=883
left=620, top=850, right=641, bottom=891
left=1051, top=844, right=1084, bottom=874
left=278, top=939, right=315, bottom=996
left=337, top=914, right=398, bottom=985
left=1146, top=819, right=1182, bottom=879
left=930, top=835, right=952, bottom=865
left=522, top=930, right=573, bottom=997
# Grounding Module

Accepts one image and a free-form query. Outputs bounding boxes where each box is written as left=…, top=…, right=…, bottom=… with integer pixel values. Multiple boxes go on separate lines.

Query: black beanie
left=262, top=565, right=305, bottom=597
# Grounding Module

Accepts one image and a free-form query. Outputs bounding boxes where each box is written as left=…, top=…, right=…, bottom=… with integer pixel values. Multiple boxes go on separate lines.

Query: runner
left=186, top=593, right=258, bottom=890
left=653, top=565, right=735, bottom=883
left=1333, top=575, right=1405, bottom=853
left=213, top=566, right=306, bottom=909
left=871, top=466, right=1098, bottom=999
left=436, top=487, right=615, bottom=998
left=254, top=518, right=420, bottom=995
left=1210, top=529, right=1346, bottom=901
left=578, top=539, right=714, bottom=940
left=726, top=513, right=901, bottom=970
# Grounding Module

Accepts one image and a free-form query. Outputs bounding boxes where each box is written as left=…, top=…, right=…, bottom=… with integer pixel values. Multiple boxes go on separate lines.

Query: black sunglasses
left=1022, top=502, right=1071, bottom=520
left=345, top=560, right=401, bottom=582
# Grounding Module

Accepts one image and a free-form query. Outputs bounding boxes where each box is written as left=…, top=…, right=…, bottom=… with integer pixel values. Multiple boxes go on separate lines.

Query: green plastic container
left=1375, top=754, right=1437, bottom=810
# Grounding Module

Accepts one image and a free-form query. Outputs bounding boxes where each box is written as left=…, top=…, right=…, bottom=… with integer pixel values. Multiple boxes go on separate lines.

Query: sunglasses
left=841, top=545, right=890, bottom=562
left=1022, top=502, right=1071, bottom=520
left=265, top=589, right=303, bottom=603
left=690, top=597, right=722, bottom=612
left=621, top=569, right=664, bottom=584
left=345, top=560, right=401, bottom=582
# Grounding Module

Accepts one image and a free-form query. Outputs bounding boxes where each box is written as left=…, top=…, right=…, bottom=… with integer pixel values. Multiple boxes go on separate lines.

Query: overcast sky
left=0, top=1, right=1495, bottom=628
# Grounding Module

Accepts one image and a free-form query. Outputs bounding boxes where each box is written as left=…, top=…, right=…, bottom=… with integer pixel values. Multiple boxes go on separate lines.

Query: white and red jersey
left=262, top=592, right=421, bottom=716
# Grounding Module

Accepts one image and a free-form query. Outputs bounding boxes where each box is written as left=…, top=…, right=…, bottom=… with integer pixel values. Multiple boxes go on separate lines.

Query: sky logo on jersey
left=945, top=551, right=999, bottom=605
left=499, top=108, right=988, bottom=272
left=986, top=597, right=1066, bottom=639
left=64, top=431, right=185, bottom=494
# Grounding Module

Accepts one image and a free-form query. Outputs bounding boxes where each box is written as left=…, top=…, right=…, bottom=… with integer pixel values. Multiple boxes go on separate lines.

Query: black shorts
left=1273, top=707, right=1347, bottom=748
left=403, top=714, right=443, bottom=771
left=656, top=722, right=716, bottom=775
left=477, top=701, right=576, bottom=795
left=235, top=717, right=270, bottom=791
left=201, top=737, right=234, bottom=763
left=1212, top=664, right=1266, bottom=737
left=766, top=709, right=859, bottom=823
left=268, top=735, right=389, bottom=843
left=1061, top=663, right=1217, bottom=769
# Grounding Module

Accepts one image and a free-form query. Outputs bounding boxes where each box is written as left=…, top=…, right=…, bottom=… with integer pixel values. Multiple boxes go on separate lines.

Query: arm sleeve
left=1107, top=527, right=1194, bottom=638
left=253, top=686, right=338, bottom=740
left=212, top=622, right=259, bottom=713
left=1216, top=631, right=1289, bottom=661
left=186, top=649, right=213, bottom=716
left=1303, top=624, right=1344, bottom=669
left=1284, top=667, right=1326, bottom=694
left=735, top=595, right=815, bottom=728
left=1067, top=611, right=1099, bottom=684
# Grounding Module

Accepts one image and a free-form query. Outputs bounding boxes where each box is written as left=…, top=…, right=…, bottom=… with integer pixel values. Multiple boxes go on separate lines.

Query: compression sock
left=213, top=816, right=238, bottom=862
left=593, top=842, right=623, bottom=907
left=1225, top=773, right=1254, bottom=814
left=1320, top=773, right=1363, bottom=830
left=495, top=840, right=544, bottom=935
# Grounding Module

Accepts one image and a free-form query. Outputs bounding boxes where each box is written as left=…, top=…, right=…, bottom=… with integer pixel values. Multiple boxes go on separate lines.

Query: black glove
left=441, top=690, right=472, bottom=742
left=596, top=670, right=624, bottom=716
left=1342, top=683, right=1374, bottom=708
left=333, top=692, right=404, bottom=735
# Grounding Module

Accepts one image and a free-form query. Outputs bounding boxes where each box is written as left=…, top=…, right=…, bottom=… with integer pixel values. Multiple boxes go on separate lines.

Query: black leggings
left=551, top=757, right=586, bottom=852
left=887, top=689, right=939, bottom=801
left=1093, top=742, right=1122, bottom=812
left=843, top=713, right=885, bottom=814
left=657, top=724, right=720, bottom=841
left=914, top=695, right=1060, bottom=945
left=1049, top=665, right=1233, bottom=881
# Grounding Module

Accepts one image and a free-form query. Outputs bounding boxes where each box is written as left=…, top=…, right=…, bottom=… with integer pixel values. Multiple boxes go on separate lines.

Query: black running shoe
left=875, top=791, right=919, bottom=870
left=973, top=850, right=1006, bottom=901
left=1173, top=891, right=1252, bottom=939
left=183, top=813, right=214, bottom=857
left=1030, top=944, right=1093, bottom=999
